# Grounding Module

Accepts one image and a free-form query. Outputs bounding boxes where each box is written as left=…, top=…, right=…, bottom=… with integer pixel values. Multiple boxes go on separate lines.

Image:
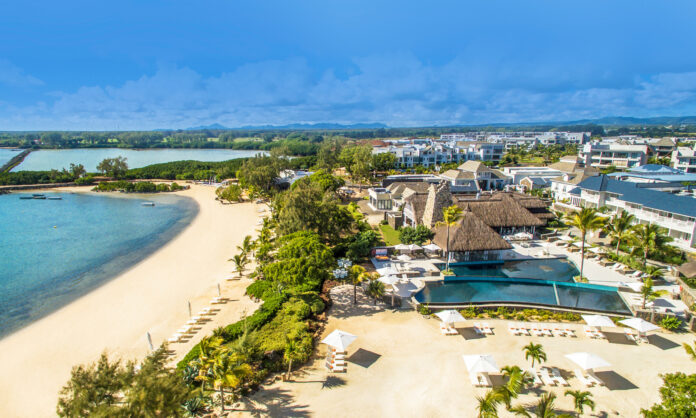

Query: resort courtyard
left=236, top=285, right=696, bottom=417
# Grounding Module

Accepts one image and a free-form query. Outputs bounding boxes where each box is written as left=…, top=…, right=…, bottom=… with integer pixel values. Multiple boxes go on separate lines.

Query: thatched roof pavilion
left=456, top=195, right=544, bottom=229
left=432, top=213, right=513, bottom=252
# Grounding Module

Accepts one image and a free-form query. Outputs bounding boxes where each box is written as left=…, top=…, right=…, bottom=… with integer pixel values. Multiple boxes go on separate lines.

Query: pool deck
left=237, top=285, right=696, bottom=417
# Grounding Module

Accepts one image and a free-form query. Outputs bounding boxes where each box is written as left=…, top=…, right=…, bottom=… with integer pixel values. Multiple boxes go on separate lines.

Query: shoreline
left=0, top=184, right=261, bottom=417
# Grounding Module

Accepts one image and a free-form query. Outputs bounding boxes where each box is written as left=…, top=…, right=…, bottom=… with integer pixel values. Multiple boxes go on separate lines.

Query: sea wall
left=0, top=149, right=31, bottom=172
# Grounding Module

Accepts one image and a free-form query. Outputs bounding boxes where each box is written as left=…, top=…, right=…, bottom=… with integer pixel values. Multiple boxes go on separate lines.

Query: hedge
left=176, top=293, right=287, bottom=370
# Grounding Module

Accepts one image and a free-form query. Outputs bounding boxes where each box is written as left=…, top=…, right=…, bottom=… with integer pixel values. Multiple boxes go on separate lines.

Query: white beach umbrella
left=435, top=309, right=465, bottom=324
left=619, top=318, right=659, bottom=334
left=397, top=254, right=412, bottom=262
left=393, top=282, right=416, bottom=298
left=582, top=314, right=615, bottom=328
left=407, top=244, right=422, bottom=251
left=423, top=243, right=440, bottom=252
left=462, top=354, right=499, bottom=374
left=394, top=243, right=411, bottom=251
left=565, top=352, right=610, bottom=371
left=321, top=330, right=358, bottom=352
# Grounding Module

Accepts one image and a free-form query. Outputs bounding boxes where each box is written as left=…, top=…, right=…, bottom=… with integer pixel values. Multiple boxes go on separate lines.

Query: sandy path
left=0, top=185, right=261, bottom=417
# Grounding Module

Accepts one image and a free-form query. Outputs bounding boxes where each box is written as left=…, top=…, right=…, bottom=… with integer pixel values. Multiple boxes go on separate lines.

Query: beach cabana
left=394, top=244, right=411, bottom=253
left=432, top=212, right=513, bottom=263
left=322, top=330, right=357, bottom=352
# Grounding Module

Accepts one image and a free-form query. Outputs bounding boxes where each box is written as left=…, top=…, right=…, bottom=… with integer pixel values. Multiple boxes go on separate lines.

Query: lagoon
left=0, top=192, right=198, bottom=338
left=0, top=148, right=22, bottom=167
left=13, top=148, right=267, bottom=172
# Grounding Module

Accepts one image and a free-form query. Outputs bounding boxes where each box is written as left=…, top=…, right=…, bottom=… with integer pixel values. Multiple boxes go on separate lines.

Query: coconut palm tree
left=566, top=208, right=605, bottom=279
left=603, top=211, right=635, bottom=256
left=510, top=392, right=572, bottom=418
left=366, top=279, right=386, bottom=305
left=630, top=223, right=673, bottom=267
left=683, top=340, right=696, bottom=361
left=194, top=336, right=223, bottom=391
left=523, top=342, right=547, bottom=368
left=230, top=253, right=248, bottom=277
left=564, top=390, right=595, bottom=416
left=209, top=353, right=252, bottom=413
left=283, top=338, right=306, bottom=380
left=496, top=366, right=531, bottom=410
left=237, top=235, right=255, bottom=258
left=348, top=265, right=366, bottom=305
left=476, top=389, right=502, bottom=418
left=439, top=205, right=463, bottom=271
left=640, top=277, right=659, bottom=309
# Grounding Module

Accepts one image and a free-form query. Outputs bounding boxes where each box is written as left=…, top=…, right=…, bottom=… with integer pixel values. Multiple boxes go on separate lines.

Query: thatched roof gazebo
left=457, top=196, right=544, bottom=231
left=432, top=213, right=513, bottom=253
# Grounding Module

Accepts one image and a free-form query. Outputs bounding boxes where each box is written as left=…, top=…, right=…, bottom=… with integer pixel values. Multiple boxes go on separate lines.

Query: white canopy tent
left=462, top=354, right=499, bottom=374
left=321, top=330, right=358, bottom=352
left=565, top=352, right=610, bottom=371
left=423, top=243, right=440, bottom=252
left=394, top=244, right=411, bottom=252
left=407, top=244, right=422, bottom=252
left=435, top=309, right=466, bottom=324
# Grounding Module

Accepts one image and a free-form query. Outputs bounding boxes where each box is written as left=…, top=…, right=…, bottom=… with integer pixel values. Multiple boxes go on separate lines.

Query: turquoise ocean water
left=0, top=192, right=198, bottom=338
left=0, top=148, right=21, bottom=166
left=13, top=148, right=267, bottom=171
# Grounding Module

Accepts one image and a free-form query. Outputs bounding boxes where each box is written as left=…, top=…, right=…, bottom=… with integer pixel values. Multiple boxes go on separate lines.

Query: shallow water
left=0, top=148, right=21, bottom=166
left=0, top=192, right=198, bottom=338
left=13, top=148, right=267, bottom=171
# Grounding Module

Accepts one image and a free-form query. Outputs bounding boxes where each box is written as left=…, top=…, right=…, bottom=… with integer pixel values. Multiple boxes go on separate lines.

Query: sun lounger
left=583, top=326, right=602, bottom=339
left=541, top=325, right=553, bottom=337
left=473, top=323, right=486, bottom=335
left=167, top=333, right=183, bottom=343
left=564, top=327, right=576, bottom=337
left=198, top=307, right=213, bottom=316
left=178, top=325, right=193, bottom=334
left=539, top=368, right=557, bottom=386
left=329, top=365, right=345, bottom=373
left=211, top=296, right=225, bottom=304
left=440, top=323, right=458, bottom=335
left=550, top=367, right=570, bottom=386
left=530, top=325, right=545, bottom=337
left=508, top=322, right=523, bottom=335
left=517, top=323, right=530, bottom=336
left=574, top=369, right=594, bottom=387
left=587, top=370, right=605, bottom=386
left=552, top=327, right=566, bottom=337
left=527, top=369, right=543, bottom=385
left=624, top=328, right=637, bottom=342
left=481, top=322, right=493, bottom=335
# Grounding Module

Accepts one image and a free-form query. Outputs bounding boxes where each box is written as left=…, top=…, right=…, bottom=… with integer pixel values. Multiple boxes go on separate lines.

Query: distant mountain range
left=184, top=122, right=389, bottom=131
left=176, top=116, right=696, bottom=132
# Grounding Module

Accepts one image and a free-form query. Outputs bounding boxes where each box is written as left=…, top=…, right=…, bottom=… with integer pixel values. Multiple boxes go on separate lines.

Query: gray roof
left=577, top=175, right=696, bottom=218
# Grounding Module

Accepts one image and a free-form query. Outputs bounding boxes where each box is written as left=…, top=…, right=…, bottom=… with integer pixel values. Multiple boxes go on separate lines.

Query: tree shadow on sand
left=240, top=388, right=311, bottom=417
left=327, top=286, right=386, bottom=319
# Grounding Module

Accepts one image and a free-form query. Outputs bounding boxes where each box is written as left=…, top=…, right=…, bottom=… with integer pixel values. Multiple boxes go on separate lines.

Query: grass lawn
left=379, top=224, right=401, bottom=246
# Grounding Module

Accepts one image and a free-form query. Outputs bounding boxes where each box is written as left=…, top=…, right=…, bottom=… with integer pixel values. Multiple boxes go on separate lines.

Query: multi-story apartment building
left=573, top=175, right=696, bottom=250
left=579, top=142, right=649, bottom=169
left=372, top=140, right=503, bottom=168
left=671, top=146, right=696, bottom=173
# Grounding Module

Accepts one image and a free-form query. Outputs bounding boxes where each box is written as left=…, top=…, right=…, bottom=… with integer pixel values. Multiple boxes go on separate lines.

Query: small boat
left=141, top=202, right=155, bottom=207
left=32, top=195, right=46, bottom=200
left=47, top=196, right=62, bottom=200
left=19, top=196, right=33, bottom=200
left=32, top=194, right=45, bottom=197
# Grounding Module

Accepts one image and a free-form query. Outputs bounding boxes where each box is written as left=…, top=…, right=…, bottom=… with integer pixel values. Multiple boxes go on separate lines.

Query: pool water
left=414, top=278, right=631, bottom=315
left=444, top=258, right=580, bottom=282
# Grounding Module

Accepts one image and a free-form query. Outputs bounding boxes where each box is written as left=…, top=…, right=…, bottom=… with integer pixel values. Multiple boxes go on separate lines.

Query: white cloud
left=2, top=55, right=696, bottom=130
left=0, top=60, right=44, bottom=88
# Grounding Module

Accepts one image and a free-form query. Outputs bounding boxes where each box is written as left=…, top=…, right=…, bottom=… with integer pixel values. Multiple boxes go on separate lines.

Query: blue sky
left=1, top=0, right=695, bottom=130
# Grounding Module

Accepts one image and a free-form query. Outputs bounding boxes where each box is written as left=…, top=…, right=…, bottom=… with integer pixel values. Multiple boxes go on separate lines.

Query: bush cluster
left=92, top=181, right=184, bottom=193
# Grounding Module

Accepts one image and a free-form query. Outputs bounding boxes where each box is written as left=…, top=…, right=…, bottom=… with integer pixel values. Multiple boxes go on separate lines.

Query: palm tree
left=209, top=353, right=252, bottom=413
left=603, top=211, right=635, bottom=256
left=683, top=340, right=696, bottom=361
left=640, top=277, right=659, bottom=309
left=496, top=366, right=530, bottom=410
left=523, top=342, right=547, bottom=368
left=349, top=265, right=366, bottom=305
left=237, top=235, right=255, bottom=258
left=366, top=279, right=386, bottom=305
left=510, top=392, right=572, bottom=418
left=566, top=208, right=605, bottom=279
left=283, top=338, right=307, bottom=380
left=631, top=223, right=673, bottom=267
left=476, top=389, right=502, bottom=418
left=564, top=390, right=595, bottom=416
left=195, top=336, right=222, bottom=391
left=439, top=205, right=463, bottom=271
left=229, top=253, right=248, bottom=277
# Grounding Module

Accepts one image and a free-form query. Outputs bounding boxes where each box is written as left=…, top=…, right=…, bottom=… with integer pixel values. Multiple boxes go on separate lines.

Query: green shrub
left=255, top=298, right=312, bottom=353
left=74, top=176, right=94, bottom=185
left=660, top=316, right=682, bottom=331
left=246, top=280, right=272, bottom=300
left=296, top=292, right=326, bottom=315
left=418, top=304, right=432, bottom=315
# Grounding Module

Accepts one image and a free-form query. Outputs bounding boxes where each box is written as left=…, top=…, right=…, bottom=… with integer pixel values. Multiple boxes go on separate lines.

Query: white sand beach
left=0, top=185, right=260, bottom=417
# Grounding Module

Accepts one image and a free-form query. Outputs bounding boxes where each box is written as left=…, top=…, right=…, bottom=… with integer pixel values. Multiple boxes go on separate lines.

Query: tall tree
left=510, top=392, right=571, bottom=418
left=631, top=223, right=673, bottom=267
left=209, top=353, right=252, bottom=413
left=476, top=389, right=502, bottom=418
left=523, top=342, right=547, bottom=368
left=566, top=208, right=605, bottom=279
left=496, top=366, right=530, bottom=410
left=642, top=372, right=696, bottom=417
left=284, top=337, right=308, bottom=380
left=439, top=205, right=463, bottom=271
left=603, top=211, right=635, bottom=256
left=348, top=265, right=367, bottom=305
left=230, top=253, right=248, bottom=277
left=366, top=278, right=386, bottom=305
left=640, top=277, right=659, bottom=309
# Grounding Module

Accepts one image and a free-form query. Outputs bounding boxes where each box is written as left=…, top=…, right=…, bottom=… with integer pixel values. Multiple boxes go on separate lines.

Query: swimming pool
left=414, top=278, right=632, bottom=315
left=442, top=258, right=580, bottom=282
